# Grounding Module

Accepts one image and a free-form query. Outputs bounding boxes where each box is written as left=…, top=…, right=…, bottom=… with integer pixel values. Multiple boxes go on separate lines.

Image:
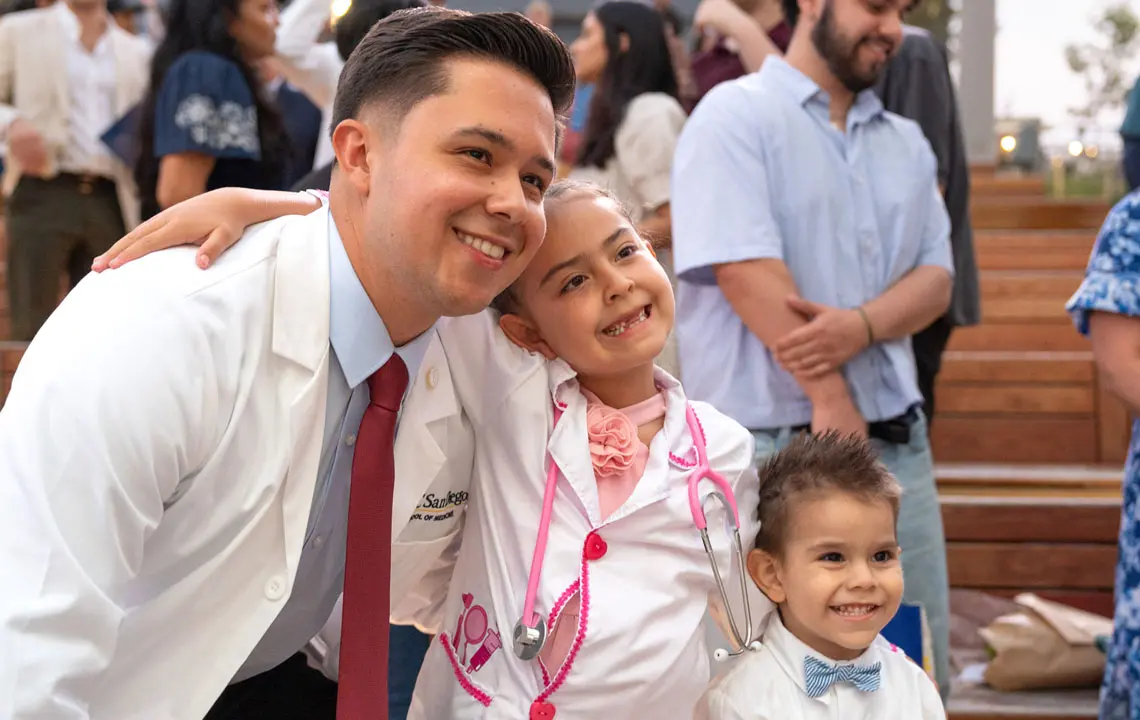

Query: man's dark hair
left=780, top=0, right=923, bottom=29
left=753, top=431, right=901, bottom=556
left=335, top=0, right=428, bottom=62
left=332, top=7, right=576, bottom=134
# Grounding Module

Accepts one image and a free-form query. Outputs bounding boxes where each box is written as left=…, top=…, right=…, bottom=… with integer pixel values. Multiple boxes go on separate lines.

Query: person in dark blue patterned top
left=1066, top=190, right=1140, bottom=720
left=134, top=0, right=289, bottom=220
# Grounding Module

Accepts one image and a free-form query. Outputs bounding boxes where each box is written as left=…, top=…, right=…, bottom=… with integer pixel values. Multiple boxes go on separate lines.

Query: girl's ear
left=499, top=312, right=558, bottom=360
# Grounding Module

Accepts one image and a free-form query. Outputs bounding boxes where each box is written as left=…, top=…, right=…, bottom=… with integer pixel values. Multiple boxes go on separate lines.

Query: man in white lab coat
left=0, top=7, right=574, bottom=720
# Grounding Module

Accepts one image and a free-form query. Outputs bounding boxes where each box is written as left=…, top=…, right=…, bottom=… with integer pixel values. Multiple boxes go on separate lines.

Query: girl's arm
left=93, top=188, right=324, bottom=272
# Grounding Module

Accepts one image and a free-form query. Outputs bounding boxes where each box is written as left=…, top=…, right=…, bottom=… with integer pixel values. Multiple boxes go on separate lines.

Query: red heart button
left=530, top=701, right=556, bottom=719
left=584, top=532, right=608, bottom=561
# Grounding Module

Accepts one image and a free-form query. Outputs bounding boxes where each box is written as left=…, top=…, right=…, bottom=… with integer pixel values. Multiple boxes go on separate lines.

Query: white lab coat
left=0, top=207, right=473, bottom=719
left=401, top=311, right=772, bottom=720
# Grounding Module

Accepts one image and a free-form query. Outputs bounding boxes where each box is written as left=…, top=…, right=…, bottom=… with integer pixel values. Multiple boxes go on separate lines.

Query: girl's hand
left=92, top=188, right=324, bottom=271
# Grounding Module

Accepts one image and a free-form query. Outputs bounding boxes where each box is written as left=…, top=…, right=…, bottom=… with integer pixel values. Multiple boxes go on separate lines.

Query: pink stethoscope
left=511, top=402, right=760, bottom=662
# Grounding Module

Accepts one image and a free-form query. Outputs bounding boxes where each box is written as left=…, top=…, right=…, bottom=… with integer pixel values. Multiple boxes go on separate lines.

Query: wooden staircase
left=933, top=188, right=1126, bottom=465
left=942, top=175, right=1119, bottom=719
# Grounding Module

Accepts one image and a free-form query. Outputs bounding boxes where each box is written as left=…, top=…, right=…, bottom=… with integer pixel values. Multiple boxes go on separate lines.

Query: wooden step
left=937, top=463, right=1121, bottom=497
left=971, top=174, right=1046, bottom=198
left=948, top=691, right=1098, bottom=719
left=941, top=491, right=1120, bottom=620
left=975, top=230, right=1095, bottom=271
left=934, top=349, right=1130, bottom=464
left=939, top=351, right=1095, bottom=384
left=938, top=384, right=1094, bottom=414
left=947, top=323, right=1088, bottom=352
left=933, top=416, right=1098, bottom=463
left=979, top=271, right=1081, bottom=323
left=981, top=271, right=1083, bottom=299
left=972, top=199, right=1111, bottom=230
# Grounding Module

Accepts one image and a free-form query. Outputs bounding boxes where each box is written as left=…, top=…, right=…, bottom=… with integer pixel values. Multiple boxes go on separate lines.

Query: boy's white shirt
left=695, top=614, right=947, bottom=720
left=397, top=309, right=772, bottom=719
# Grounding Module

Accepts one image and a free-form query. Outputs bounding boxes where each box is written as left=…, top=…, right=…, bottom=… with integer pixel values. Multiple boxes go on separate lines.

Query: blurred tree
left=1066, top=3, right=1140, bottom=139
left=907, top=0, right=954, bottom=47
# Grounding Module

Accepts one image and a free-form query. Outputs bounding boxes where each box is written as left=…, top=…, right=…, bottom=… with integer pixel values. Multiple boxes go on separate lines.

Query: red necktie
left=337, top=354, right=409, bottom=719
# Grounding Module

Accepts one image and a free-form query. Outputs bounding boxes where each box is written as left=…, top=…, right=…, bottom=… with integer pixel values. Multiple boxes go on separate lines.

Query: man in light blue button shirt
left=672, top=0, right=954, bottom=698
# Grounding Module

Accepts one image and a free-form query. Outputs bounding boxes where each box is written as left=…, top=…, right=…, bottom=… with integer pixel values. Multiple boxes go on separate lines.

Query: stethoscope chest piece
left=512, top=616, right=548, bottom=661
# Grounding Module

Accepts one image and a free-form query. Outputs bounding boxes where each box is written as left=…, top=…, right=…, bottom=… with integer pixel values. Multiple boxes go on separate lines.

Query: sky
left=994, top=0, right=1140, bottom=151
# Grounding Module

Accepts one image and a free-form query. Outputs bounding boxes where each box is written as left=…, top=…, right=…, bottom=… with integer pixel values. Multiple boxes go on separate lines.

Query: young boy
left=697, top=431, right=945, bottom=719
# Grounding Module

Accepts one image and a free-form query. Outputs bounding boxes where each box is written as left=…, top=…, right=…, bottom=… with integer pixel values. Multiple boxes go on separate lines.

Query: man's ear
left=499, top=312, right=558, bottom=360
left=747, top=548, right=786, bottom=604
left=330, top=118, right=374, bottom=198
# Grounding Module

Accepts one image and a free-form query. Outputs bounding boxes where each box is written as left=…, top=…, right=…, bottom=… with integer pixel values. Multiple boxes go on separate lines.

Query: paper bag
left=979, top=593, right=1113, bottom=691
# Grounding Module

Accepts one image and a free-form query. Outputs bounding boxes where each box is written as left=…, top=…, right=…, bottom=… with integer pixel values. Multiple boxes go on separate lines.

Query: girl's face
left=499, top=193, right=675, bottom=380
left=229, top=0, right=279, bottom=61
left=570, top=13, right=608, bottom=84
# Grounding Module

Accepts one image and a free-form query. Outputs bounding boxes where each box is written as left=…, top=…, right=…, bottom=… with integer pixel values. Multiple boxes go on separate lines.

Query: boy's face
left=749, top=491, right=903, bottom=660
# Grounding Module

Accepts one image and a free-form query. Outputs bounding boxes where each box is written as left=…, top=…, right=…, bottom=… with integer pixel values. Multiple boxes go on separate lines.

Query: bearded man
left=670, top=0, right=954, bottom=699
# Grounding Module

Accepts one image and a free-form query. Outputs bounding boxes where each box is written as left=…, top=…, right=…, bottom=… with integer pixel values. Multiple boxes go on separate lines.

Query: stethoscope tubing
left=512, top=401, right=757, bottom=661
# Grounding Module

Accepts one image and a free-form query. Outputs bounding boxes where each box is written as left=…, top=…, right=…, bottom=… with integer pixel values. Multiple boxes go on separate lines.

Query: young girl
left=94, top=180, right=769, bottom=719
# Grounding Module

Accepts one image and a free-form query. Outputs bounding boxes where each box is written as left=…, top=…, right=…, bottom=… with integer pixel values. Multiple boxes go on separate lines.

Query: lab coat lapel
left=546, top=362, right=605, bottom=527
left=391, top=334, right=457, bottom=543
left=271, top=209, right=333, bottom=581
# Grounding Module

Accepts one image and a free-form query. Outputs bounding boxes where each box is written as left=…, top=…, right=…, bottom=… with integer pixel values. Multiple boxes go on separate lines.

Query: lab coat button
left=264, top=576, right=286, bottom=601
left=426, top=366, right=440, bottom=389
left=584, top=532, right=607, bottom=561
left=529, top=701, right=556, bottom=719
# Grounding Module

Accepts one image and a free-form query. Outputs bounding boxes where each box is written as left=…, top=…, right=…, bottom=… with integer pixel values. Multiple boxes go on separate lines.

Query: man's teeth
left=459, top=232, right=506, bottom=260
left=603, top=307, right=649, bottom=336
left=832, top=604, right=877, bottom=617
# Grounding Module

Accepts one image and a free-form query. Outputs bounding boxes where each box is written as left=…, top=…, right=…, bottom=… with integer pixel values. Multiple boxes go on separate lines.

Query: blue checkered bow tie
left=803, top=656, right=882, bottom=697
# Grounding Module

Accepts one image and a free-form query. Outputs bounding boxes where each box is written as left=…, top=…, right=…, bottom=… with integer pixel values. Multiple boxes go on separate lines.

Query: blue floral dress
left=1066, top=190, right=1140, bottom=720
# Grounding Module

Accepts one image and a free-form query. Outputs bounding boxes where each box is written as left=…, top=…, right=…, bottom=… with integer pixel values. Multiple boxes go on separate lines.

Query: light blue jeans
left=751, top=413, right=951, bottom=701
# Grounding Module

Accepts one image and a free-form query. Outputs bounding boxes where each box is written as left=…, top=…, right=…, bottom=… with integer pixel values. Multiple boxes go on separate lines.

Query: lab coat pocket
left=391, top=525, right=465, bottom=631
left=437, top=593, right=504, bottom=711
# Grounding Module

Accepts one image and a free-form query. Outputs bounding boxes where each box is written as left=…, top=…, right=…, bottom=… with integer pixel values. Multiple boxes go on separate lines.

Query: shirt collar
left=764, top=611, right=880, bottom=697
left=764, top=56, right=885, bottom=128
left=56, top=1, right=111, bottom=50
left=327, top=213, right=434, bottom=388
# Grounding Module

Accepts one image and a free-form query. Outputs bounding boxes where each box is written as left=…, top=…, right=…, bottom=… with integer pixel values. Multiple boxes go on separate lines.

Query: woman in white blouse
left=568, top=1, right=687, bottom=376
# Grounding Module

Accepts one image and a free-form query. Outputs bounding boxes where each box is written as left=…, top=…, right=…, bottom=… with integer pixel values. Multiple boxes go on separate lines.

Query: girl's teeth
left=604, top=307, right=649, bottom=336
left=834, top=604, right=876, bottom=617
left=459, top=232, right=506, bottom=260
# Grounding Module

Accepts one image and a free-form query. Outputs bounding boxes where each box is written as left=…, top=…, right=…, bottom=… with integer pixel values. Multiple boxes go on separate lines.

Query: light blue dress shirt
left=671, top=57, right=953, bottom=429
left=234, top=213, right=434, bottom=681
